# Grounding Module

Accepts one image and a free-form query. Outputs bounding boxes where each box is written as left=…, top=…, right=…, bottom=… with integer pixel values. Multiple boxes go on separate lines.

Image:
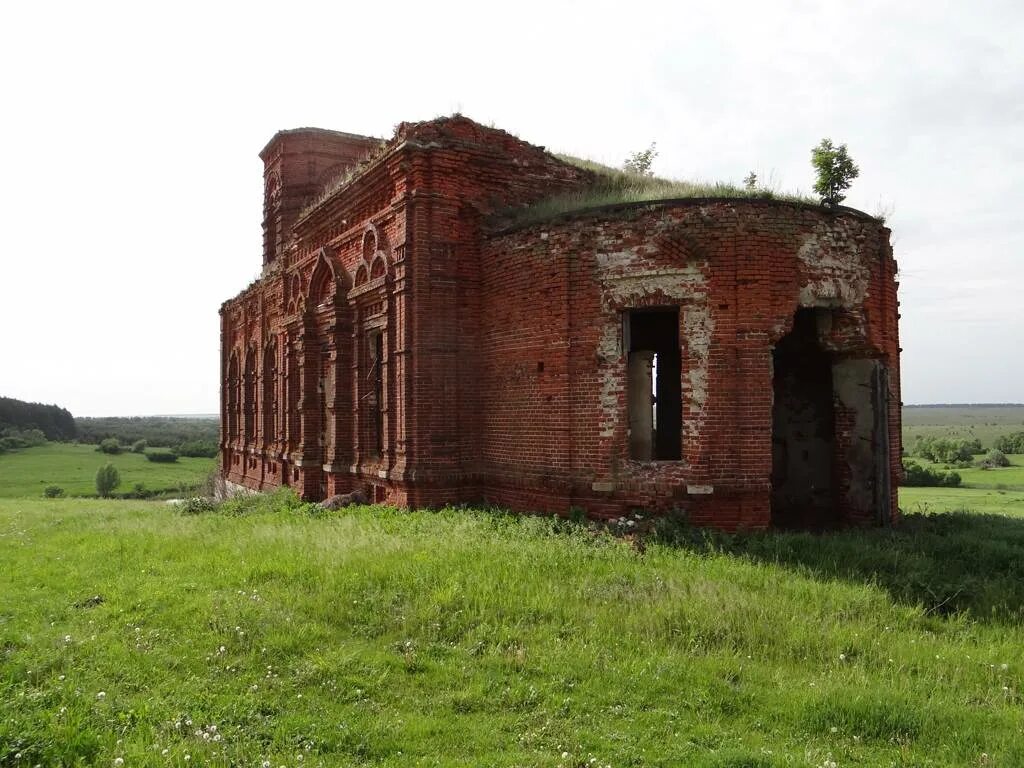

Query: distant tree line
left=77, top=416, right=219, bottom=457
left=0, top=397, right=220, bottom=458
left=0, top=396, right=77, bottom=441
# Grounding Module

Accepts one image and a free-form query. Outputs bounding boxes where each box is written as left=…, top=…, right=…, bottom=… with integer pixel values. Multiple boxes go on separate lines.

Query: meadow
left=0, top=443, right=216, bottom=498
left=2, top=495, right=1023, bottom=767
left=3, top=406, right=1024, bottom=765
left=902, top=404, right=1024, bottom=450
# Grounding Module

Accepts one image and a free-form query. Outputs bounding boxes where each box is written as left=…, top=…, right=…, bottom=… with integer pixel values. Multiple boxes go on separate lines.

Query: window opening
left=373, top=332, right=384, bottom=456
left=361, top=330, right=385, bottom=458
left=625, top=308, right=681, bottom=460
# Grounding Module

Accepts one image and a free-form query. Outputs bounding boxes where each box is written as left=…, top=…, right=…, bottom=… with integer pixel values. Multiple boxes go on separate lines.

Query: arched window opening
left=263, top=339, right=278, bottom=443
left=227, top=354, right=240, bottom=440
left=362, top=230, right=376, bottom=262
left=311, top=269, right=335, bottom=307
left=244, top=346, right=258, bottom=442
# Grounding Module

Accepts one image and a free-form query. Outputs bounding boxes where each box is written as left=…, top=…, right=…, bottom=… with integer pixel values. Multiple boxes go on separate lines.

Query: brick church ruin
left=220, top=116, right=902, bottom=529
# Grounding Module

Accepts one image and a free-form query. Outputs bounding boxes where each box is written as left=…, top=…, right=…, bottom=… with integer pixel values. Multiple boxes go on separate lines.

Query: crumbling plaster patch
left=795, top=222, right=872, bottom=310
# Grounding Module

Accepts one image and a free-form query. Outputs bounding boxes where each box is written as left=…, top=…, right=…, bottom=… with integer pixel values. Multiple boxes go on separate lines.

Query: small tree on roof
left=811, top=138, right=859, bottom=206
left=624, top=142, right=658, bottom=176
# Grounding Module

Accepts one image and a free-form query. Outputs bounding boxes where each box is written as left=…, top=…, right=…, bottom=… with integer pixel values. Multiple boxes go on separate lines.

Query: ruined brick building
left=220, top=116, right=902, bottom=529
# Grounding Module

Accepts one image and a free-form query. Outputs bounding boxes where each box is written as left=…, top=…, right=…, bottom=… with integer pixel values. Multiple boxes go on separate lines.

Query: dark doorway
left=771, top=309, right=836, bottom=528
left=626, top=308, right=682, bottom=460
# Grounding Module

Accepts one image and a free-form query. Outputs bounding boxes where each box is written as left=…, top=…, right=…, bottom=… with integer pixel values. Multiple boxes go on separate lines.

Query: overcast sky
left=0, top=0, right=1020, bottom=416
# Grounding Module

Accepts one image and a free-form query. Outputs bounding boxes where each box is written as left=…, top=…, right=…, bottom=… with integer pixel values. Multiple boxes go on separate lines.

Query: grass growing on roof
left=2, top=494, right=1023, bottom=766
left=492, top=154, right=818, bottom=230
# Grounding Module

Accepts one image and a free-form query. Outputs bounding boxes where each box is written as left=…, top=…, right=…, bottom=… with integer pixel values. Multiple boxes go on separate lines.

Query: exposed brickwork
left=221, top=116, right=902, bottom=530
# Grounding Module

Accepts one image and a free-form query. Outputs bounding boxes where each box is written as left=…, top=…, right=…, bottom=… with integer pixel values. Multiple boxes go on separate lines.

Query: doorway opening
left=625, top=308, right=681, bottom=460
left=771, top=309, right=837, bottom=528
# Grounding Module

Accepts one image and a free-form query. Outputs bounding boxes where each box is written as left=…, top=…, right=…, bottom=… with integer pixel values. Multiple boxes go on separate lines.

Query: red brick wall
left=221, top=116, right=592, bottom=507
left=221, top=116, right=902, bottom=531
left=478, top=200, right=901, bottom=528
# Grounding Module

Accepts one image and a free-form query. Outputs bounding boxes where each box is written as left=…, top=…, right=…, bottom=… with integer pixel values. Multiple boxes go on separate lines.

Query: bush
left=0, top=427, right=47, bottom=448
left=123, top=482, right=154, bottom=499
left=994, top=432, right=1024, bottom=455
left=145, top=449, right=179, bottom=463
left=0, top=436, right=27, bottom=451
left=95, top=463, right=120, bottom=497
left=176, top=440, right=218, bottom=458
left=941, top=471, right=962, bottom=488
left=980, top=449, right=1010, bottom=469
left=180, top=496, right=218, bottom=515
left=913, top=436, right=983, bottom=464
left=902, top=459, right=961, bottom=488
left=43, top=485, right=65, bottom=498
left=97, top=438, right=122, bottom=455
left=132, top=439, right=148, bottom=453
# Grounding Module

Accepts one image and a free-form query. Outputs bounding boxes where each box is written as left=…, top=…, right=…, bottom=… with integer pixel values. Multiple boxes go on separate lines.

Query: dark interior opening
left=626, top=308, right=682, bottom=460
left=371, top=331, right=384, bottom=457
left=771, top=309, right=837, bottom=529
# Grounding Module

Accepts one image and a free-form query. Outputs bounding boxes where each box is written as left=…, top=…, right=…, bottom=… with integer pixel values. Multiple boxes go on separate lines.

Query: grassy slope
left=0, top=443, right=215, bottom=498
left=2, top=498, right=1023, bottom=767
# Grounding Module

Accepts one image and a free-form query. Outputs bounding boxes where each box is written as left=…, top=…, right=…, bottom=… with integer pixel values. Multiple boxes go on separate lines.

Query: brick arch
left=309, top=249, right=338, bottom=307
left=354, top=263, right=369, bottom=287
left=370, top=254, right=387, bottom=279
left=362, top=227, right=378, bottom=262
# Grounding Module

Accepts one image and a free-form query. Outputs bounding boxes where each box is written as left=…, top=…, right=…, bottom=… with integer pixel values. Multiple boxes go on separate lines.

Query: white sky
left=1, top=0, right=1020, bottom=416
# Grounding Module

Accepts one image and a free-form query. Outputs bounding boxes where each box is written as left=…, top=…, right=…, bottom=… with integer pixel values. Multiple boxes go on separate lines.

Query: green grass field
left=2, top=495, right=1023, bottom=767
left=909, top=455, right=1024, bottom=493
left=902, top=405, right=1024, bottom=450
left=900, top=486, right=1024, bottom=517
left=0, top=443, right=215, bottom=498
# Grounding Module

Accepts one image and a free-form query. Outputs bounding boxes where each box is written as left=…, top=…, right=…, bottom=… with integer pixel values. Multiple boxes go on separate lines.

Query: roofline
left=488, top=197, right=884, bottom=236
left=259, top=127, right=381, bottom=160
